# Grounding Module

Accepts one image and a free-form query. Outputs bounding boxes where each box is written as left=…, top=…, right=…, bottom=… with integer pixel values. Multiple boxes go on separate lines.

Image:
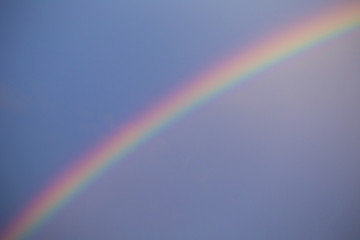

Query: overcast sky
left=1, top=0, right=360, bottom=239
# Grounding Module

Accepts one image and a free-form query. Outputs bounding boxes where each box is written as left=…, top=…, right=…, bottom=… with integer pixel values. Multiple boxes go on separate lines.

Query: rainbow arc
left=1, top=2, right=359, bottom=240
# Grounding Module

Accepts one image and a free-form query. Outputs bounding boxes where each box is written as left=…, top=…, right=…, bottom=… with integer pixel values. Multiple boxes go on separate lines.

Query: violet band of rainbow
left=1, top=2, right=359, bottom=240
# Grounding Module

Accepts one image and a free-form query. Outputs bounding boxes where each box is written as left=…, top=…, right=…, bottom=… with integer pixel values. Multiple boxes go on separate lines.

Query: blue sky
left=1, top=0, right=360, bottom=239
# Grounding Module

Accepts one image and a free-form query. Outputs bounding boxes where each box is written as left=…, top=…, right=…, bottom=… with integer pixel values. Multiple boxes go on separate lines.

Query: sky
left=1, top=0, right=360, bottom=239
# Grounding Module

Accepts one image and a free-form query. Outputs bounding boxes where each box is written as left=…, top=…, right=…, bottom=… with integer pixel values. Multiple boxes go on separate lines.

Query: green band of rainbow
left=1, top=2, right=360, bottom=240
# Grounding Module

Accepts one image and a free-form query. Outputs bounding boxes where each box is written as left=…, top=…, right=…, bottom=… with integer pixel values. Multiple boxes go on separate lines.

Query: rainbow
left=1, top=2, right=360, bottom=240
